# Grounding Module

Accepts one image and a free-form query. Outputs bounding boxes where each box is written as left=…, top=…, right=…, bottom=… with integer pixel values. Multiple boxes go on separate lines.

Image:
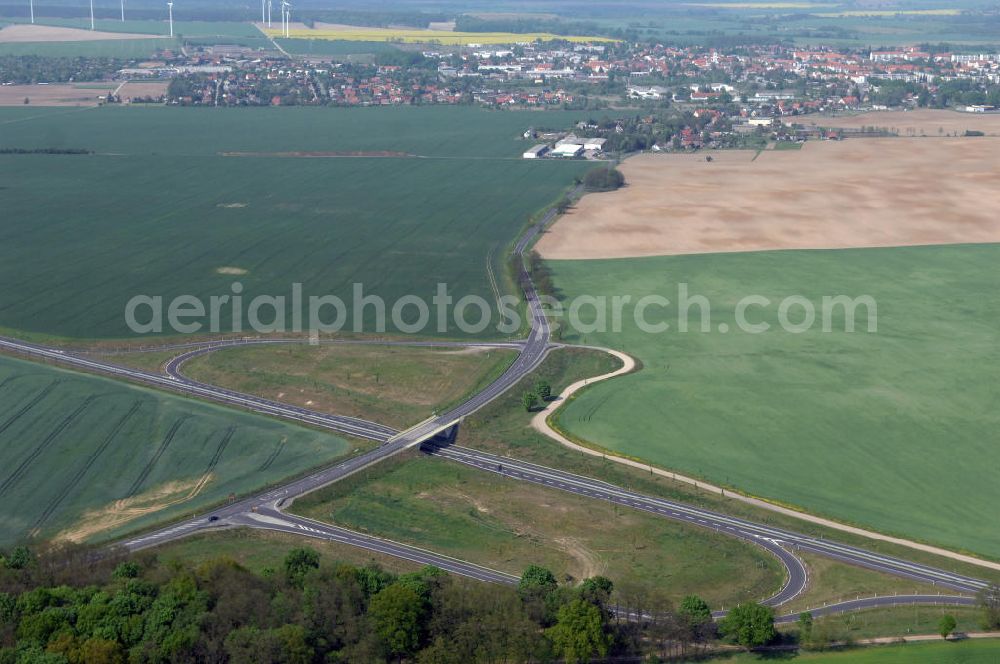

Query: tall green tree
left=939, top=614, right=957, bottom=639
left=719, top=602, right=776, bottom=649
left=534, top=380, right=553, bottom=401
left=369, top=583, right=426, bottom=660
left=579, top=576, right=614, bottom=610
left=546, top=599, right=611, bottom=664
left=679, top=595, right=712, bottom=625
left=283, top=547, right=320, bottom=589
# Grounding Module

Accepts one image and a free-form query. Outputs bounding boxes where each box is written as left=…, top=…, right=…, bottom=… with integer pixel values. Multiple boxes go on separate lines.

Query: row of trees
left=0, top=56, right=129, bottom=85
left=4, top=541, right=998, bottom=662
left=0, top=541, right=789, bottom=663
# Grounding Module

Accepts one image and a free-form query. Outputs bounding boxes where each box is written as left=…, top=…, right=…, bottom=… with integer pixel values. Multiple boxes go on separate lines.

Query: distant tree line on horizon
left=0, top=148, right=91, bottom=155
left=0, top=56, right=128, bottom=85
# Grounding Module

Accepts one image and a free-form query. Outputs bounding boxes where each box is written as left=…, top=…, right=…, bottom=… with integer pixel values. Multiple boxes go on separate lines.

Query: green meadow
left=710, top=639, right=1000, bottom=664
left=0, top=354, right=350, bottom=547
left=0, top=106, right=586, bottom=339
left=550, top=245, right=1000, bottom=558
left=0, top=38, right=174, bottom=57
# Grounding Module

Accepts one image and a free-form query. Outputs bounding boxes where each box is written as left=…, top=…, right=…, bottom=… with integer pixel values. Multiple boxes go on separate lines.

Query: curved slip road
left=0, top=185, right=990, bottom=621
left=424, top=444, right=989, bottom=598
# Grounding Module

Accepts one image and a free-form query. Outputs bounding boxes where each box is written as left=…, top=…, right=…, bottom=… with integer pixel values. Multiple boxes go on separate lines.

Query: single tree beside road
left=679, top=595, right=712, bottom=626
left=522, top=391, right=538, bottom=412
left=939, top=614, right=957, bottom=639
left=719, top=602, right=776, bottom=649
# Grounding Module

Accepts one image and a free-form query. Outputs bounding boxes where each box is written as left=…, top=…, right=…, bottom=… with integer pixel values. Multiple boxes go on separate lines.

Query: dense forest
left=0, top=541, right=788, bottom=663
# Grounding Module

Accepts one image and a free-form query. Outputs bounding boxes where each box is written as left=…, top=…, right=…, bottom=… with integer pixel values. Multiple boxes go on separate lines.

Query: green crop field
left=549, top=244, right=1000, bottom=558
left=0, top=354, right=350, bottom=547
left=711, top=639, right=1000, bottom=663
left=0, top=38, right=174, bottom=57
left=0, top=106, right=587, bottom=339
left=0, top=17, right=261, bottom=38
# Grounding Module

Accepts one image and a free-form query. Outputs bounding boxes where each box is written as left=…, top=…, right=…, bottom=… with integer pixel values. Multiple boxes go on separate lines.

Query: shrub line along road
left=0, top=194, right=989, bottom=620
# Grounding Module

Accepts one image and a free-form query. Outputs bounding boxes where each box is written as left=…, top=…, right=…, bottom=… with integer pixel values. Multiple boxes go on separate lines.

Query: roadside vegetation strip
left=176, top=342, right=519, bottom=430
left=290, top=451, right=786, bottom=607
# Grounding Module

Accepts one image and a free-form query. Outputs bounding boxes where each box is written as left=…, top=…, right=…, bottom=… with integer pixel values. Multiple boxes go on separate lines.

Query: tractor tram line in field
left=30, top=399, right=144, bottom=533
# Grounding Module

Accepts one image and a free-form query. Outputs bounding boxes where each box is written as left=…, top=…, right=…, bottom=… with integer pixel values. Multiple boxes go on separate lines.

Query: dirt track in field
left=536, top=137, right=1000, bottom=259
left=0, top=23, right=165, bottom=42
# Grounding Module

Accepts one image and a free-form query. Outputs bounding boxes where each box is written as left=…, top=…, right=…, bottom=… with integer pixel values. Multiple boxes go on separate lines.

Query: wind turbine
left=260, top=0, right=264, bottom=25
left=167, top=1, right=173, bottom=37
left=281, top=1, right=291, bottom=38
left=29, top=0, right=34, bottom=24
left=121, top=0, right=125, bottom=22
left=267, top=0, right=272, bottom=29
left=89, top=0, right=95, bottom=30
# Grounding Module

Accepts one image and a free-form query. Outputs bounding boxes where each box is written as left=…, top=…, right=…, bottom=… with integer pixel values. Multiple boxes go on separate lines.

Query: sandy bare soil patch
left=215, top=266, right=249, bottom=275
left=536, top=137, right=1000, bottom=259
left=0, top=83, right=109, bottom=106
left=791, top=109, right=1000, bottom=137
left=54, top=476, right=211, bottom=542
left=0, top=23, right=163, bottom=42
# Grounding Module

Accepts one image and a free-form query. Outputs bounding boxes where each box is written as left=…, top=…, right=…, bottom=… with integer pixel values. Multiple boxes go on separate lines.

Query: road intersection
left=0, top=196, right=992, bottom=621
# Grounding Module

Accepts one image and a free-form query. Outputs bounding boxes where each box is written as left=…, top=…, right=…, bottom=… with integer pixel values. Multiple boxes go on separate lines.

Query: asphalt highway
left=0, top=336, right=397, bottom=442
left=0, top=185, right=991, bottom=620
left=425, top=444, right=990, bottom=598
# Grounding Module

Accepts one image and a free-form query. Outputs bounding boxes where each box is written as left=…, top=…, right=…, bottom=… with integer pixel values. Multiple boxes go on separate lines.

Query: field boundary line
left=533, top=345, right=1000, bottom=573
left=254, top=22, right=289, bottom=57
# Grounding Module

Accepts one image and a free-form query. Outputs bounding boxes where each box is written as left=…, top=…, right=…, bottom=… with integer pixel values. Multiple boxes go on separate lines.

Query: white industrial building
left=522, top=144, right=550, bottom=159
left=551, top=143, right=584, bottom=158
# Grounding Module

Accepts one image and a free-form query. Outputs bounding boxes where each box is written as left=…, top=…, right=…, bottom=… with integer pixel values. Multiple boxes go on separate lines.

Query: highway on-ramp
left=0, top=189, right=992, bottom=620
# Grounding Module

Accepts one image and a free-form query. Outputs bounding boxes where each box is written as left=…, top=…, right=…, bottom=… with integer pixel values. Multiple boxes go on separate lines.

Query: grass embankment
left=0, top=355, right=351, bottom=548
left=180, top=343, right=517, bottom=429
left=796, top=606, right=986, bottom=643
left=782, top=552, right=948, bottom=616
left=291, top=450, right=784, bottom=608
left=549, top=245, right=1000, bottom=559
left=152, top=528, right=423, bottom=576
